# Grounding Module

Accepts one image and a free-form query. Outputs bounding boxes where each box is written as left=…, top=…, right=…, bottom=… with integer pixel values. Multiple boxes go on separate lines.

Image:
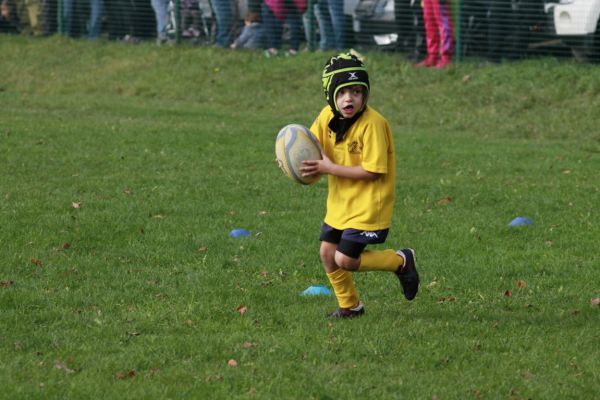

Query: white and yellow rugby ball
left=275, top=124, right=322, bottom=185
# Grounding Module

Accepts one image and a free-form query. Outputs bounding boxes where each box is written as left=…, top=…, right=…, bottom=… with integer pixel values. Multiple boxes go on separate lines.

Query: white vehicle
left=546, top=0, right=600, bottom=61
left=347, top=0, right=600, bottom=62
left=348, top=0, right=425, bottom=57
left=348, top=0, right=397, bottom=47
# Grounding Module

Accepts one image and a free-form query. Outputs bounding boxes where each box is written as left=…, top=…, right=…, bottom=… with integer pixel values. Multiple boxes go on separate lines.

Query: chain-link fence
left=2, top=0, right=599, bottom=62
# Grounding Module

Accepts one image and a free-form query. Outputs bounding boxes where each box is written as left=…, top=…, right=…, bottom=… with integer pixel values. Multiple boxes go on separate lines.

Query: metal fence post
left=175, top=0, right=182, bottom=43
left=307, top=0, right=315, bottom=51
left=455, top=0, right=461, bottom=62
left=57, top=0, right=64, bottom=34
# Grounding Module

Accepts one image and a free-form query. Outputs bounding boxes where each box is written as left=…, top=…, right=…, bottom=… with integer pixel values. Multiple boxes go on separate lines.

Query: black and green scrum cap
left=321, top=53, right=370, bottom=113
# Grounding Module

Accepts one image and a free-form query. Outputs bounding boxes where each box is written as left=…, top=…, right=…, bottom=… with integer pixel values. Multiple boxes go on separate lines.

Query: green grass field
left=1, top=36, right=599, bottom=399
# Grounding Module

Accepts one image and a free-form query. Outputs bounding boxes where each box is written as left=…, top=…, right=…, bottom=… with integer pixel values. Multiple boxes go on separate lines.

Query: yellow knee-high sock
left=358, top=249, right=403, bottom=272
left=326, top=268, right=359, bottom=309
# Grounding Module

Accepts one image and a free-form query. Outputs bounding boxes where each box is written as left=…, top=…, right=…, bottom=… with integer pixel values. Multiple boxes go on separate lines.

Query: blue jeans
left=328, top=0, right=345, bottom=50
left=262, top=3, right=303, bottom=51
left=261, top=3, right=280, bottom=49
left=212, top=0, right=234, bottom=47
left=286, top=7, right=302, bottom=51
left=62, top=0, right=103, bottom=39
left=151, top=0, right=168, bottom=39
left=303, top=1, right=334, bottom=50
left=316, top=0, right=335, bottom=49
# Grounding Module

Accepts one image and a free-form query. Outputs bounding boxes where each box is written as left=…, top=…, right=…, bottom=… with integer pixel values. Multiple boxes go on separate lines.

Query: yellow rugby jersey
left=310, top=105, right=396, bottom=231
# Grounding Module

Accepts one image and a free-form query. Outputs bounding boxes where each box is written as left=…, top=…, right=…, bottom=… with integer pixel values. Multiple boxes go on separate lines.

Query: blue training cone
left=229, top=228, right=251, bottom=238
left=509, top=216, right=533, bottom=227
left=301, top=285, right=332, bottom=296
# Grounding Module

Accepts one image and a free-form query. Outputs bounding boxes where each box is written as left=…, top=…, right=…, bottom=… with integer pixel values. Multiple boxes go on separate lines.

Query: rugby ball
left=275, top=124, right=322, bottom=185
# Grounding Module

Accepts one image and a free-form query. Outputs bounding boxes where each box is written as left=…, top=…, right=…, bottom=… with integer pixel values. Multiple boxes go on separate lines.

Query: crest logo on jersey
left=348, top=141, right=361, bottom=154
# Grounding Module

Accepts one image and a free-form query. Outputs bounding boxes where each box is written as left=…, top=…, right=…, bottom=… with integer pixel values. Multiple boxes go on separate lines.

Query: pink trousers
left=422, top=0, right=454, bottom=59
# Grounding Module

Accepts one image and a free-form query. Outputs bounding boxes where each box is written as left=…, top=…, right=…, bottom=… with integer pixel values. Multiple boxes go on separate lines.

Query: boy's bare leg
left=321, top=241, right=361, bottom=311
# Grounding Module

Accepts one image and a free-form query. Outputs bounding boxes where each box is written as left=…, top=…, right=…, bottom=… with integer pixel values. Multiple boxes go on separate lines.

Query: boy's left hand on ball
left=301, top=152, right=332, bottom=176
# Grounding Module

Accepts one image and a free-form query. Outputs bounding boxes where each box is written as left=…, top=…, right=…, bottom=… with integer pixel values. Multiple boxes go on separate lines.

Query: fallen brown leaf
left=62, top=242, right=71, bottom=250
left=205, top=374, right=223, bottom=382
left=591, top=298, right=600, bottom=306
left=504, top=290, right=512, bottom=297
left=437, top=296, right=456, bottom=304
left=521, top=370, right=535, bottom=380
left=437, top=196, right=452, bottom=205
left=236, top=305, right=248, bottom=315
left=516, top=280, right=527, bottom=289
left=227, top=359, right=238, bottom=367
left=116, top=369, right=136, bottom=379
left=31, top=258, right=42, bottom=267
left=71, top=202, right=81, bottom=209
left=197, top=246, right=208, bottom=253
left=1, top=280, right=14, bottom=288
left=54, top=360, right=75, bottom=374
left=128, top=269, right=143, bottom=274
left=242, top=342, right=256, bottom=349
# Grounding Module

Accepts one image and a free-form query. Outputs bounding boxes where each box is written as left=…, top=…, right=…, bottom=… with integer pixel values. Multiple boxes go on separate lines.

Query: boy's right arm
left=301, top=154, right=380, bottom=181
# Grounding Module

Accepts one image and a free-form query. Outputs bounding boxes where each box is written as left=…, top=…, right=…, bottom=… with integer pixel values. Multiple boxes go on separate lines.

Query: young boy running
left=300, top=53, right=419, bottom=318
